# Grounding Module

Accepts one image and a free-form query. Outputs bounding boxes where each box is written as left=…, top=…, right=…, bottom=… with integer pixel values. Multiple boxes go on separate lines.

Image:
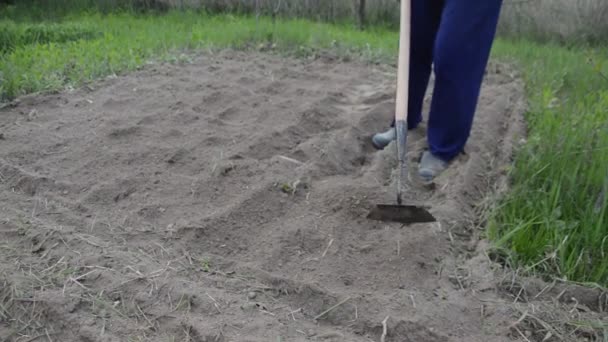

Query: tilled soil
left=1, top=50, right=605, bottom=342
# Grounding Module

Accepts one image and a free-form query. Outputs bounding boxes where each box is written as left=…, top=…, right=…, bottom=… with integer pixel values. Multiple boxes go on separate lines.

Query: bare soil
left=1, top=50, right=605, bottom=341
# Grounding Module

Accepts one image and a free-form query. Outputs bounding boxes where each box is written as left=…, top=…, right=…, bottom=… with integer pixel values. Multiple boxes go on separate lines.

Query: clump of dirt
left=1, top=50, right=605, bottom=342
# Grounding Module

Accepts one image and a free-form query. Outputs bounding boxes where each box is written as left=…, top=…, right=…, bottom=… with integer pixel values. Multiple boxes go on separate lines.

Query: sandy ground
left=1, top=50, right=606, bottom=342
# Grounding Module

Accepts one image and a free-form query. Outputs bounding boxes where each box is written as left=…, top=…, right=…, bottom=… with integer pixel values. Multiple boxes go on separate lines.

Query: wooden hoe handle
left=395, top=0, right=410, bottom=122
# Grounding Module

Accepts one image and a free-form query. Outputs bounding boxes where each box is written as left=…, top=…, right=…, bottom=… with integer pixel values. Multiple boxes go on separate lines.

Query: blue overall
left=392, top=0, right=503, bottom=161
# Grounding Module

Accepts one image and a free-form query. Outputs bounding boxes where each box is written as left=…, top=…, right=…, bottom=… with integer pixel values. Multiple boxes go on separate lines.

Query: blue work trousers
left=392, top=0, right=503, bottom=161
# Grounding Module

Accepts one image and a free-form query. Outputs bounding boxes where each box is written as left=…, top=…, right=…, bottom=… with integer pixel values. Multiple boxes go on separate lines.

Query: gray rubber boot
left=371, top=127, right=396, bottom=150
left=418, top=151, right=448, bottom=181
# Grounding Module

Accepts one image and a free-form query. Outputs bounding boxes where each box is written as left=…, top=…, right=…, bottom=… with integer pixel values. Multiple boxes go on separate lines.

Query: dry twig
left=314, top=297, right=351, bottom=321
left=321, top=239, right=334, bottom=258
left=380, top=316, right=390, bottom=342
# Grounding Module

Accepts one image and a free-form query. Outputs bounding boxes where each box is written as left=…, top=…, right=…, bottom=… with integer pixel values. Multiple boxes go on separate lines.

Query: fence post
left=357, top=0, right=366, bottom=30
left=256, top=0, right=260, bottom=39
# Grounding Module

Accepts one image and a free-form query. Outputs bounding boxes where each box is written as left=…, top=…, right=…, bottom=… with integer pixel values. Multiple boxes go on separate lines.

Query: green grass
left=488, top=40, right=608, bottom=285
left=0, top=11, right=397, bottom=101
left=0, top=10, right=607, bottom=285
left=0, top=21, right=101, bottom=54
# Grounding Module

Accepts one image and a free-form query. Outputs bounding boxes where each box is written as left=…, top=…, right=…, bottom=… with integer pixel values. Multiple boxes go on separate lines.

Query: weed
left=201, top=259, right=211, bottom=273
left=280, top=183, right=294, bottom=194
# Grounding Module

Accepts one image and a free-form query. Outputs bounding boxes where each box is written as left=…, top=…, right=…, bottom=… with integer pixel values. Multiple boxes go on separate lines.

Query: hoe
left=367, top=0, right=436, bottom=225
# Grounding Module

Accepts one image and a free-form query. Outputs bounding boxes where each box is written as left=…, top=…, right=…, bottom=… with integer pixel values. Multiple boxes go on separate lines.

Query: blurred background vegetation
left=2, top=0, right=608, bottom=44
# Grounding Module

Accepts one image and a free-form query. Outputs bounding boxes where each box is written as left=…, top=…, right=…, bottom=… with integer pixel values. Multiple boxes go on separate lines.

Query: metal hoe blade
left=395, top=119, right=407, bottom=206
left=366, top=0, right=435, bottom=225
left=367, top=120, right=436, bottom=224
left=367, top=204, right=436, bottom=224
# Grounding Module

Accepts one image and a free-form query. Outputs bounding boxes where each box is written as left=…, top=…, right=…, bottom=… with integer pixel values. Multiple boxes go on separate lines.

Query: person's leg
left=418, top=0, right=503, bottom=180
left=424, top=0, right=503, bottom=162
left=372, top=0, right=443, bottom=150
